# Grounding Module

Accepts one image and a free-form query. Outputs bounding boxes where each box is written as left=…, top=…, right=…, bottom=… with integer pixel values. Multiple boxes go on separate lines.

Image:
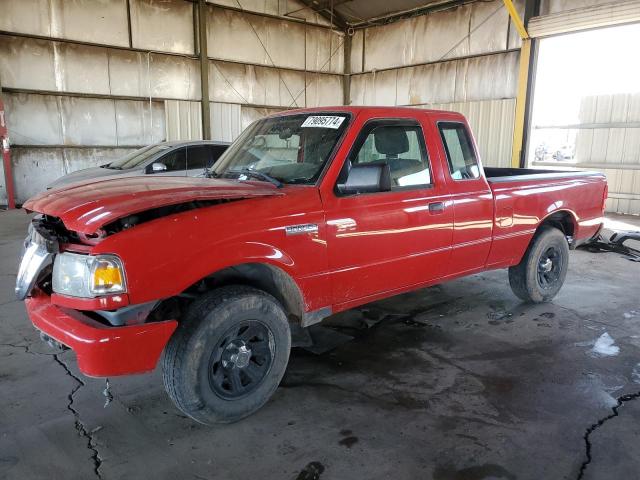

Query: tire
left=162, top=285, right=291, bottom=425
left=508, top=227, right=569, bottom=303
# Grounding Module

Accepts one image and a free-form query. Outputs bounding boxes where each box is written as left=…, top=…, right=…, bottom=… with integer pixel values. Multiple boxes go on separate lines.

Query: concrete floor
left=1, top=209, right=640, bottom=480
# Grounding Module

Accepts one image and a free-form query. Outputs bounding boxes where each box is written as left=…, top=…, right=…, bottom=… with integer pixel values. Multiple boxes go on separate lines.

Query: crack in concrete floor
left=577, top=391, right=640, bottom=480
left=52, top=354, right=104, bottom=480
left=0, top=341, right=104, bottom=479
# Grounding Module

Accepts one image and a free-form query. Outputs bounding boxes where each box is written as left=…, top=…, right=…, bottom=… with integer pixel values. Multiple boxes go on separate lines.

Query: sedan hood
left=47, top=166, right=128, bottom=189
left=24, top=176, right=283, bottom=234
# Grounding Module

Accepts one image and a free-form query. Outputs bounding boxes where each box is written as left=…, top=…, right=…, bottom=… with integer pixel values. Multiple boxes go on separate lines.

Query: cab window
left=439, top=123, right=480, bottom=180
left=351, top=123, right=431, bottom=188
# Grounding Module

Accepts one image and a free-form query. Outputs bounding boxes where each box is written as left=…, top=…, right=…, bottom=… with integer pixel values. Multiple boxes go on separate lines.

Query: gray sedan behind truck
left=47, top=140, right=230, bottom=190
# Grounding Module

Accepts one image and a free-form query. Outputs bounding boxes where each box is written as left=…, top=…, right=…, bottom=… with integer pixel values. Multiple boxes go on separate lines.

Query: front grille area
left=33, top=215, right=80, bottom=244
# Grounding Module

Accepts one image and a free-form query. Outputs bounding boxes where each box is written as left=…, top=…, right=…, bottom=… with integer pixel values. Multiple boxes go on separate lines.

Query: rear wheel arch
left=538, top=210, right=577, bottom=241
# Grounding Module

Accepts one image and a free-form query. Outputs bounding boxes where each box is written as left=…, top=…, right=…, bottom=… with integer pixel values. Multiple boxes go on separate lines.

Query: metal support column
left=503, top=0, right=531, bottom=168
left=198, top=0, right=211, bottom=140
left=342, top=32, right=352, bottom=106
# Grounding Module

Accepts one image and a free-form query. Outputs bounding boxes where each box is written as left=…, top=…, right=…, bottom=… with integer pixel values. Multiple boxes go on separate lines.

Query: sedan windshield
left=211, top=113, right=350, bottom=185
left=107, top=144, right=170, bottom=170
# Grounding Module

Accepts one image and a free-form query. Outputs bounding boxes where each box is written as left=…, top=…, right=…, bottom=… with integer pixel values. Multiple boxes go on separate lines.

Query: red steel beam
left=0, top=98, right=16, bottom=209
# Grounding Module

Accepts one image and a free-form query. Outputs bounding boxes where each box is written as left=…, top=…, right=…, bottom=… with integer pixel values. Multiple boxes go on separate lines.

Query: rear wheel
left=508, top=227, right=569, bottom=303
left=162, top=285, right=291, bottom=424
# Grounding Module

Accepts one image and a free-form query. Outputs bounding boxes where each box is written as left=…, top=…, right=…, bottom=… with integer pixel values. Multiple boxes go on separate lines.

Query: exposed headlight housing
left=52, top=253, right=127, bottom=298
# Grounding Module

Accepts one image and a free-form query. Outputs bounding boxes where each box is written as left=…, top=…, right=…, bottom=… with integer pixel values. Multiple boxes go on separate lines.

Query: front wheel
left=162, top=285, right=291, bottom=424
left=508, top=227, right=569, bottom=303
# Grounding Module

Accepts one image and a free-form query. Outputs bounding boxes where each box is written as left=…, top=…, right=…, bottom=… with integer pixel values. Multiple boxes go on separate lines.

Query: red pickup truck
left=16, top=107, right=607, bottom=424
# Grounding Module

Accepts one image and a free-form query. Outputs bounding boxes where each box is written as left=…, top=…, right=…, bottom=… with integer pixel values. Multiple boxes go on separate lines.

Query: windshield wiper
left=236, top=168, right=283, bottom=188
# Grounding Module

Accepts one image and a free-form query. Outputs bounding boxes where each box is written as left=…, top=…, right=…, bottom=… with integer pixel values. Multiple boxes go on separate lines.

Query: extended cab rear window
left=438, top=122, right=480, bottom=180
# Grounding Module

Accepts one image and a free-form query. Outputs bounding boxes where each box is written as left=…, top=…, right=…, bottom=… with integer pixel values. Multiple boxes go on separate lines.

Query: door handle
left=428, top=202, right=445, bottom=214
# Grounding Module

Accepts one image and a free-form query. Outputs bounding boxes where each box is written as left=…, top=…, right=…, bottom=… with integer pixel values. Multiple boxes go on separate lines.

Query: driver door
left=322, top=118, right=454, bottom=307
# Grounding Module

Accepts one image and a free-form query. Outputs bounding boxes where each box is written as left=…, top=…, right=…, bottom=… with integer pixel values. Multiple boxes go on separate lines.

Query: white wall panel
left=0, top=36, right=200, bottom=100
left=9, top=147, right=139, bottom=203
left=54, top=43, right=112, bottom=95
left=210, top=102, right=242, bottom=142
left=306, top=28, right=344, bottom=74
left=0, top=36, right=57, bottom=91
left=0, top=0, right=53, bottom=37
left=456, top=52, right=519, bottom=101
left=240, top=106, right=284, bottom=130
left=116, top=100, right=165, bottom=145
left=0, top=0, right=129, bottom=46
left=351, top=52, right=519, bottom=106
left=130, top=0, right=195, bottom=54
left=396, top=62, right=458, bottom=106
left=149, top=54, right=201, bottom=100
left=304, top=73, right=344, bottom=107
left=209, top=61, right=341, bottom=108
left=469, top=0, right=510, bottom=55
left=207, top=6, right=342, bottom=73
left=4, top=93, right=164, bottom=146
left=208, top=6, right=306, bottom=70
left=361, top=0, right=512, bottom=72
left=418, top=99, right=516, bottom=168
left=165, top=100, right=203, bottom=141
left=4, top=93, right=64, bottom=145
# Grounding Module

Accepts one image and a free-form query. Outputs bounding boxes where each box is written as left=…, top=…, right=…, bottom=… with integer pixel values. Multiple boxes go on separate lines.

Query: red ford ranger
left=16, top=107, right=607, bottom=424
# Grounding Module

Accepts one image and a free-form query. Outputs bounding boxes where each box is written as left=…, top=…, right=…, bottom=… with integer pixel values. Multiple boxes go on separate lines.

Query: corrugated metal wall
left=348, top=0, right=523, bottom=167
left=421, top=99, right=516, bottom=168
left=574, top=94, right=640, bottom=214
left=0, top=0, right=344, bottom=203
left=1, top=0, right=531, bottom=204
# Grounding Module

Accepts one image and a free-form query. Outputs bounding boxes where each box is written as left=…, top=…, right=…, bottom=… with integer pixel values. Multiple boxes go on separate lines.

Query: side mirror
left=149, top=162, right=167, bottom=173
left=337, top=163, right=391, bottom=195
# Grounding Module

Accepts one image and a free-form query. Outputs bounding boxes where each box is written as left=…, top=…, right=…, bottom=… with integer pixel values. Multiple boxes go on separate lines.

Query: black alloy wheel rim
left=537, top=246, right=563, bottom=289
left=208, top=320, right=274, bottom=400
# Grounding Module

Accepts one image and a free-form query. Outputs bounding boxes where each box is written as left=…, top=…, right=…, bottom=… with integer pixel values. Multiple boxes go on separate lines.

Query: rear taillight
left=602, top=184, right=608, bottom=212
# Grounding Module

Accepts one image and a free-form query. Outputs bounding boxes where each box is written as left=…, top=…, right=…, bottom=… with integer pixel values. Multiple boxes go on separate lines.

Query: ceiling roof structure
left=296, top=0, right=475, bottom=29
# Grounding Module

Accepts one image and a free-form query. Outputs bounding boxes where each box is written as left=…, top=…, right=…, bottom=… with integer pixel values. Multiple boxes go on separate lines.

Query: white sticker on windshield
left=301, top=116, right=345, bottom=129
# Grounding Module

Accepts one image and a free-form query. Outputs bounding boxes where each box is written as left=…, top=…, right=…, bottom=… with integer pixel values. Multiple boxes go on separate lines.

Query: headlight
left=52, top=253, right=127, bottom=298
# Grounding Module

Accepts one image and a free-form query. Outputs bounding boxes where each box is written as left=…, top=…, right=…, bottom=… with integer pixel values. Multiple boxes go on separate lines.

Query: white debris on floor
left=589, top=333, right=620, bottom=357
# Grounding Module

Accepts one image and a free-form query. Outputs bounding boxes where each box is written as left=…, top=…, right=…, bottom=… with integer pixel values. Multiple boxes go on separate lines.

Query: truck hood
left=24, top=176, right=283, bottom=234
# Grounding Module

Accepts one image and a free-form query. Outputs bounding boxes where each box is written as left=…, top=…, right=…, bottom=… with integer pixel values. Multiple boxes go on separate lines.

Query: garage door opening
left=527, top=23, right=640, bottom=214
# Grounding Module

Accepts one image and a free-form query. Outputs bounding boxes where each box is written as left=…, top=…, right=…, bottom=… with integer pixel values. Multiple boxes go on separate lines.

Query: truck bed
left=484, top=167, right=601, bottom=183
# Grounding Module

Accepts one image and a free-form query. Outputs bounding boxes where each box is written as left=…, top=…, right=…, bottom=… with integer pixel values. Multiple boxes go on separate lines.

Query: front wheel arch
left=184, top=262, right=306, bottom=324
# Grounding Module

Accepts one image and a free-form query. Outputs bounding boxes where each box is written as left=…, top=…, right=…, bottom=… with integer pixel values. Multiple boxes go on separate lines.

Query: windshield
left=107, top=144, right=170, bottom=170
left=211, top=113, right=350, bottom=185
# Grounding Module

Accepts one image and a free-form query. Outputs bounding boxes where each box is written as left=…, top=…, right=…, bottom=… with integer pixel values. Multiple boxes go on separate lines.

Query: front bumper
left=26, top=290, right=177, bottom=377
